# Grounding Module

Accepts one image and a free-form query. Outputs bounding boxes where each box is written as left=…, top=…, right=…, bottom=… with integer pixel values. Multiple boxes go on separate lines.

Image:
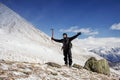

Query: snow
left=16, top=75, right=42, bottom=80
left=0, top=3, right=63, bottom=64
left=0, top=2, right=120, bottom=78
left=0, top=2, right=100, bottom=66
left=0, top=63, right=9, bottom=70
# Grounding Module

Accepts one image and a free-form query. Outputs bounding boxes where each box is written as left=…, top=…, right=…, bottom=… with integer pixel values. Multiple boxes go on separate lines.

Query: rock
left=0, top=70, right=4, bottom=75
left=23, top=71, right=32, bottom=75
left=84, top=57, right=97, bottom=71
left=84, top=57, right=110, bottom=75
left=0, top=78, right=3, bottom=80
left=61, top=72, right=71, bottom=77
left=46, top=62, right=61, bottom=68
left=0, top=59, right=5, bottom=63
left=0, top=59, right=118, bottom=79
left=72, top=63, right=83, bottom=69
left=17, top=63, right=26, bottom=69
left=96, top=59, right=110, bottom=75
left=51, top=72, right=58, bottom=76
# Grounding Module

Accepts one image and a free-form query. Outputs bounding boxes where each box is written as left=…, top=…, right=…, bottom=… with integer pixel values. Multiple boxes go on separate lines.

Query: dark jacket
left=52, top=33, right=81, bottom=50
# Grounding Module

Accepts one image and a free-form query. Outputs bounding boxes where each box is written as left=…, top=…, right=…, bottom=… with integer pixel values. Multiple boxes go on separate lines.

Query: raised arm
left=51, top=37, right=63, bottom=43
left=69, top=32, right=81, bottom=41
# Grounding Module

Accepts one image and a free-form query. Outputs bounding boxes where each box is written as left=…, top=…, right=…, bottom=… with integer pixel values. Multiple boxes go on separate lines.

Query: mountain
left=0, top=3, right=102, bottom=65
left=89, top=46, right=120, bottom=71
left=73, top=37, right=120, bottom=71
left=0, top=3, right=63, bottom=64
left=89, top=47, right=120, bottom=63
left=0, top=3, right=120, bottom=79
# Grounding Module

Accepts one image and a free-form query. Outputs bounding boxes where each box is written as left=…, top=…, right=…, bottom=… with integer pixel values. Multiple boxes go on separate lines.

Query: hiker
left=51, top=32, right=81, bottom=67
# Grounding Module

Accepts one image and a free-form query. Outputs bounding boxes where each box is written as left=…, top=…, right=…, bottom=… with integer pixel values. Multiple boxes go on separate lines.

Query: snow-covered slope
left=0, top=3, right=120, bottom=78
left=89, top=47, right=120, bottom=62
left=0, top=3, right=101, bottom=66
left=0, top=3, right=63, bottom=64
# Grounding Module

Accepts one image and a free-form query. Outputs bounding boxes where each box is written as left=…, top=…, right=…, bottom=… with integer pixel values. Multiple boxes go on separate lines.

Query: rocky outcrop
left=72, top=63, right=83, bottom=69
left=84, top=57, right=110, bottom=75
left=0, top=60, right=119, bottom=80
left=46, top=62, right=61, bottom=68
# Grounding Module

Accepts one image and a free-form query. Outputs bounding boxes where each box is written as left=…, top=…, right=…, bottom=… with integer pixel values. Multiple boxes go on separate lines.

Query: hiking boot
left=69, top=64, right=72, bottom=68
left=63, top=64, right=68, bottom=67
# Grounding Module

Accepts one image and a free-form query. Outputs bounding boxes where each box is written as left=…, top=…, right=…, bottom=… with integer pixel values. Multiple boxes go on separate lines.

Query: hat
left=63, top=33, right=67, bottom=36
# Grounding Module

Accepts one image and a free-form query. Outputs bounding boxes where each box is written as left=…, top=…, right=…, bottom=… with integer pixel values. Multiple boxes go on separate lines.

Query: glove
left=51, top=37, right=54, bottom=40
left=77, top=32, right=81, bottom=35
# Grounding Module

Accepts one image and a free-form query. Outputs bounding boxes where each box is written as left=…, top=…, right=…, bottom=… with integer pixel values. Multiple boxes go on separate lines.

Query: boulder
left=72, top=63, right=83, bottom=69
left=46, top=62, right=61, bottom=68
left=84, top=57, right=97, bottom=71
left=84, top=57, right=110, bottom=75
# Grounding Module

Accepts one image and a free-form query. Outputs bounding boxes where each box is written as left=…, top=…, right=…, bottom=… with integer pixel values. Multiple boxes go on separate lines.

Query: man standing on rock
left=51, top=32, right=81, bottom=67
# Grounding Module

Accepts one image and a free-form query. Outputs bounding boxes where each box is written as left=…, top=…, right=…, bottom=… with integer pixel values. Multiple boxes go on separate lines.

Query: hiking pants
left=63, top=49, right=72, bottom=66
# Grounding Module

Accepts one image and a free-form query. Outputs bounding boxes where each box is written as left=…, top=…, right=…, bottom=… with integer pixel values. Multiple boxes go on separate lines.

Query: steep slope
left=0, top=3, right=120, bottom=79
left=0, top=3, right=49, bottom=43
left=0, top=3, right=63, bottom=64
left=0, top=3, right=102, bottom=65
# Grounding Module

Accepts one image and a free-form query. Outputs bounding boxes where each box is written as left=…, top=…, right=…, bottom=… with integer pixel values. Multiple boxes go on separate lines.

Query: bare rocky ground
left=0, top=60, right=120, bottom=80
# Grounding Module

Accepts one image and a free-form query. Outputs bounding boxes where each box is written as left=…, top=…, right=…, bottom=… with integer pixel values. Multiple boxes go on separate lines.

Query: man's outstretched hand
left=77, top=32, right=81, bottom=35
left=51, top=37, right=54, bottom=40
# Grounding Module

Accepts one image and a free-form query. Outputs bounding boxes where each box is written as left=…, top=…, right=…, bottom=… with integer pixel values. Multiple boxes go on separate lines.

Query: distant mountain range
left=89, top=46, right=120, bottom=71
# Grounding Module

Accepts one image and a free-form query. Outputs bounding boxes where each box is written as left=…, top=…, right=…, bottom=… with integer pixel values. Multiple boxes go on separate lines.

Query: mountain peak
left=0, top=3, right=50, bottom=43
left=0, top=2, right=32, bottom=32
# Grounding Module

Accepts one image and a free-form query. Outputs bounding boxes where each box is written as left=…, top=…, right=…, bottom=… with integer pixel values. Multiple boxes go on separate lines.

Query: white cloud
left=60, top=26, right=98, bottom=36
left=110, top=23, right=120, bottom=30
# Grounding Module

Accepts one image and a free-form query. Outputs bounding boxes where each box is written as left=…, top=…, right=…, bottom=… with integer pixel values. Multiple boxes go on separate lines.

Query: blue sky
left=0, top=0, right=120, bottom=39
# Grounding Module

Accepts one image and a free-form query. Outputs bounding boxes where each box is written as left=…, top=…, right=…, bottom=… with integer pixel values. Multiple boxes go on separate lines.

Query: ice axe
left=51, top=28, right=54, bottom=38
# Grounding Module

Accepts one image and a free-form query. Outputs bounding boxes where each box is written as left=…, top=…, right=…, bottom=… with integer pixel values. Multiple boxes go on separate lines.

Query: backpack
left=62, top=38, right=72, bottom=50
left=70, top=42, right=72, bottom=48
